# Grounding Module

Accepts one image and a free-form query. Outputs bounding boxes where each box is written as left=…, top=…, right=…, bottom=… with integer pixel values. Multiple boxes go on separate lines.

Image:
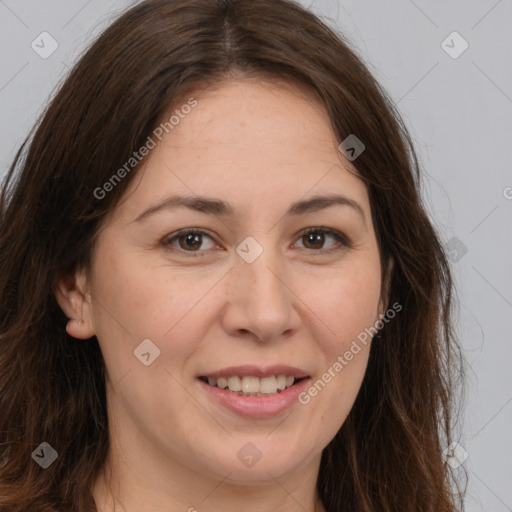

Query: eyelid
left=161, top=226, right=352, bottom=256
left=295, top=226, right=352, bottom=253
left=161, top=228, right=220, bottom=256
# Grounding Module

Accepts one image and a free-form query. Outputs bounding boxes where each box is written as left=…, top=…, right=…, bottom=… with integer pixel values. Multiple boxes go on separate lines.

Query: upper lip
left=199, top=365, right=310, bottom=379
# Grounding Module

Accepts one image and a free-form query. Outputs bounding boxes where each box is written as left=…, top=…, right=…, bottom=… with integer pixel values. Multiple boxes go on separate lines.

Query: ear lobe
left=54, top=268, right=95, bottom=340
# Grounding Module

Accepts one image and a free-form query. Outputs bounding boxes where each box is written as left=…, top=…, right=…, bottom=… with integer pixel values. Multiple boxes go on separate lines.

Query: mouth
left=196, top=368, right=311, bottom=418
left=198, top=374, right=308, bottom=397
left=196, top=364, right=311, bottom=418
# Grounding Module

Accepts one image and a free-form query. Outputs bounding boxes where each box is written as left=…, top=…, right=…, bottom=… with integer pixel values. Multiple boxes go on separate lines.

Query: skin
left=56, top=78, right=388, bottom=512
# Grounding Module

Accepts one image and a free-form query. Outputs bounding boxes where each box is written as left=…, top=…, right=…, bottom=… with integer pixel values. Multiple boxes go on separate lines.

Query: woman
left=0, top=0, right=466, bottom=510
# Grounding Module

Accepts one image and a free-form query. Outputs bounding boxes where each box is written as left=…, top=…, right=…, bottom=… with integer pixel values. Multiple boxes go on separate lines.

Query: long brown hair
left=0, top=0, right=466, bottom=510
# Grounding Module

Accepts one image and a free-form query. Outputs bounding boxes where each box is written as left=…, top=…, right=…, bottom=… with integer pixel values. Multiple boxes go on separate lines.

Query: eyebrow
left=133, top=193, right=366, bottom=224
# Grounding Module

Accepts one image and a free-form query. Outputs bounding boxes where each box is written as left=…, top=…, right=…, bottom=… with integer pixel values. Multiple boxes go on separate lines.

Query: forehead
left=170, top=77, right=339, bottom=154
left=116, top=78, right=369, bottom=222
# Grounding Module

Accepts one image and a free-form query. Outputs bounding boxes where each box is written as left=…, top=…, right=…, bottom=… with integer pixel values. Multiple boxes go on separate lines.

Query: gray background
left=1, top=0, right=511, bottom=510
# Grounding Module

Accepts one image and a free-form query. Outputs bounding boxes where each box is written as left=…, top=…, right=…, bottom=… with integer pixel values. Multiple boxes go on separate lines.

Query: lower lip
left=197, top=377, right=311, bottom=419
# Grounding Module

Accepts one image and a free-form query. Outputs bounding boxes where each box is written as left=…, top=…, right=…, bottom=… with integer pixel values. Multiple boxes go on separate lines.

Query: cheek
left=89, top=249, right=221, bottom=377
left=302, top=261, right=380, bottom=429
left=299, top=259, right=382, bottom=356
left=89, top=253, right=212, bottom=427
left=92, top=246, right=191, bottom=336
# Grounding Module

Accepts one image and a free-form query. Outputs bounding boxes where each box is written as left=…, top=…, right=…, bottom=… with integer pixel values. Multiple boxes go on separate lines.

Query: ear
left=378, top=257, right=394, bottom=317
left=54, top=267, right=96, bottom=340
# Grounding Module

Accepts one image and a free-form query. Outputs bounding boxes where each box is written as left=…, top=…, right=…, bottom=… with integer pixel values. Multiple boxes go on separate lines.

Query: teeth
left=227, top=376, right=242, bottom=391
left=242, top=376, right=260, bottom=393
left=259, top=376, right=277, bottom=393
left=203, top=374, right=298, bottom=394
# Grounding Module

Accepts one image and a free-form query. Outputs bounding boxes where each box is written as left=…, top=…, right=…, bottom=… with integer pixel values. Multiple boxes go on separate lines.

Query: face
left=61, top=79, right=386, bottom=489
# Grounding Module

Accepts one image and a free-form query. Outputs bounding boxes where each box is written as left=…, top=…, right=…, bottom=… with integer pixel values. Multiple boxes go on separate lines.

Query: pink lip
left=199, top=364, right=309, bottom=379
left=197, top=376, right=311, bottom=419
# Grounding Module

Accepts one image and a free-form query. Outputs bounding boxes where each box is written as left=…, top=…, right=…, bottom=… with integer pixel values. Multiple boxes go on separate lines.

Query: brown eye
left=162, top=229, right=216, bottom=254
left=295, top=227, right=351, bottom=253
left=177, top=232, right=202, bottom=251
left=301, top=231, right=326, bottom=250
left=161, top=226, right=351, bottom=258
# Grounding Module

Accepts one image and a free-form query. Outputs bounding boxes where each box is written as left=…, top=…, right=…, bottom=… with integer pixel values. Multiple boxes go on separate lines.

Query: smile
left=196, top=365, right=311, bottom=418
left=199, top=374, right=306, bottom=396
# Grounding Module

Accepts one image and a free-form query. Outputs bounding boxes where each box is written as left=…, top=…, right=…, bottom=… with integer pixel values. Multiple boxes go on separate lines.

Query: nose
left=220, top=244, right=300, bottom=342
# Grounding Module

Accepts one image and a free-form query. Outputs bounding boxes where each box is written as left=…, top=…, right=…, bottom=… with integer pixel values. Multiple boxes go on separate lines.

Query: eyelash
left=161, top=226, right=352, bottom=258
